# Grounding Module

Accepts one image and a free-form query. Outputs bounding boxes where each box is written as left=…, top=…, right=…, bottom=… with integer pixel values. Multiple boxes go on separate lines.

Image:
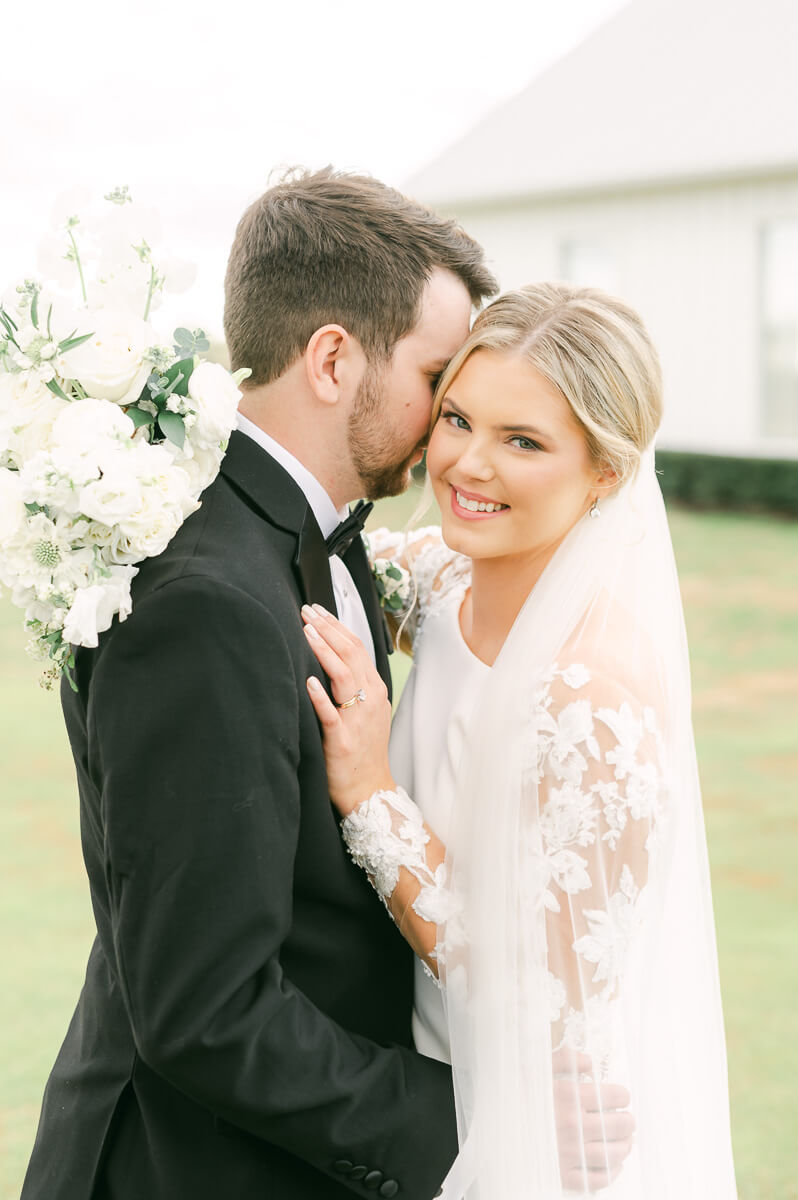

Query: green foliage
left=656, top=449, right=798, bottom=516
left=173, top=327, right=210, bottom=357
left=156, top=410, right=185, bottom=449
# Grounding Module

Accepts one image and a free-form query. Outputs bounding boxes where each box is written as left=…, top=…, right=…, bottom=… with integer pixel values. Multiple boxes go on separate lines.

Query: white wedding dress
left=360, top=465, right=737, bottom=1199
left=383, top=538, right=486, bottom=1066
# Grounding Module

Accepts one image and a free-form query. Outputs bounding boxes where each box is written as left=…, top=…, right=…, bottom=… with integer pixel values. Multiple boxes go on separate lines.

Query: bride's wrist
left=332, top=774, right=397, bottom=818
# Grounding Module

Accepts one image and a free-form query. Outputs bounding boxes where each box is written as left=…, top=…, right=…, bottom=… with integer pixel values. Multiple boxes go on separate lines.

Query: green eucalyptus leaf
left=46, top=378, right=70, bottom=401
left=386, top=565, right=403, bottom=581
left=157, top=410, right=186, bottom=449
left=162, top=356, right=194, bottom=398
left=126, top=406, right=155, bottom=430
left=58, top=331, right=94, bottom=354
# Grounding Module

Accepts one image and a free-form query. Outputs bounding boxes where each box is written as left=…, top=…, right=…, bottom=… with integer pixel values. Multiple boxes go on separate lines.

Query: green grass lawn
left=1, top=501, right=796, bottom=1199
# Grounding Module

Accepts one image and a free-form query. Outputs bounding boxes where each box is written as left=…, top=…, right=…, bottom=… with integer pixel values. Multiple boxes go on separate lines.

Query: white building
left=407, top=0, right=798, bottom=459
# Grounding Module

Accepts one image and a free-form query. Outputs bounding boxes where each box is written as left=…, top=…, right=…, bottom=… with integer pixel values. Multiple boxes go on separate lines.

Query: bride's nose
left=455, top=439, right=494, bottom=482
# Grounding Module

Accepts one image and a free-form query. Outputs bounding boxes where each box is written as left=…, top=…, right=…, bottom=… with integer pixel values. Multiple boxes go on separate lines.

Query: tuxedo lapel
left=294, top=507, right=338, bottom=614
left=343, top=535, right=394, bottom=701
left=220, top=431, right=337, bottom=614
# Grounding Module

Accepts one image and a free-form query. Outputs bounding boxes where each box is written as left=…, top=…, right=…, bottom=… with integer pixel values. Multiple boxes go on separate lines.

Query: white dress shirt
left=236, top=414, right=377, bottom=665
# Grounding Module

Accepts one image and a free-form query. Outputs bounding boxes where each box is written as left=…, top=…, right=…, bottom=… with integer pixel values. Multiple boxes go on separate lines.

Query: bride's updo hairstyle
left=432, top=282, right=663, bottom=487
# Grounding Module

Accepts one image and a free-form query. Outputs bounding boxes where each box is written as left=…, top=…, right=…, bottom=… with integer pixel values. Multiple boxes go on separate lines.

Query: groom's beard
left=348, top=365, right=425, bottom=501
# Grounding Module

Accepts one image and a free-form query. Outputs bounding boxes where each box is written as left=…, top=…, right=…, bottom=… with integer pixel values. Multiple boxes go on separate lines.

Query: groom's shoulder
left=134, top=467, right=296, bottom=605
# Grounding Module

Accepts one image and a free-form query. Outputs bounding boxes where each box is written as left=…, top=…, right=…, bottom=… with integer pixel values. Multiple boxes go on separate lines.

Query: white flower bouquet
left=0, top=187, right=248, bottom=689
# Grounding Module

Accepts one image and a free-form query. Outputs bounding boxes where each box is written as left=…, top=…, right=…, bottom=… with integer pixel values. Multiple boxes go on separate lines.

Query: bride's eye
left=441, top=408, right=470, bottom=431
left=509, top=434, right=543, bottom=452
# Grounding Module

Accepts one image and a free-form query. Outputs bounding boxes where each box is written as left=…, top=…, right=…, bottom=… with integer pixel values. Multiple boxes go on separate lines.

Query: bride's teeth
left=455, top=489, right=507, bottom=513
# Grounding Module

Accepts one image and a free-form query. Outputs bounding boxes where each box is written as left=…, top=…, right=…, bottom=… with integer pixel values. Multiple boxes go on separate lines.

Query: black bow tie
left=325, top=499, right=374, bottom=559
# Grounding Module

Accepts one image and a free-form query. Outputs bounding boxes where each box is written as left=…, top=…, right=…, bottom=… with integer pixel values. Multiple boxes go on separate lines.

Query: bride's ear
left=593, top=462, right=620, bottom=497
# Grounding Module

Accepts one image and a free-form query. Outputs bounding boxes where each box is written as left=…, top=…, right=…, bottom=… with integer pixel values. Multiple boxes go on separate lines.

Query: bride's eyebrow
left=442, top=395, right=550, bottom=439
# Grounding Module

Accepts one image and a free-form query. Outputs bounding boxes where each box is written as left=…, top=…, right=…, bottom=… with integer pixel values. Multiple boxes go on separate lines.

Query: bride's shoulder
left=366, top=525, right=470, bottom=609
left=365, top=526, right=470, bottom=652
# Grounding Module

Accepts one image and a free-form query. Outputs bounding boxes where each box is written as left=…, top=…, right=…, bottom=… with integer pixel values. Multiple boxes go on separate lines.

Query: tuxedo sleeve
left=88, top=574, right=456, bottom=1198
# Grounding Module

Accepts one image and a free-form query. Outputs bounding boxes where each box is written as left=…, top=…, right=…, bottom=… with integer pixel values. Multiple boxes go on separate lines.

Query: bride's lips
left=449, top=483, right=510, bottom=521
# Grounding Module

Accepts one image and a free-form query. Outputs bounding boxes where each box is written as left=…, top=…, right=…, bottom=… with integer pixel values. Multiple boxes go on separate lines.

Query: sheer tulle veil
left=438, top=450, right=737, bottom=1198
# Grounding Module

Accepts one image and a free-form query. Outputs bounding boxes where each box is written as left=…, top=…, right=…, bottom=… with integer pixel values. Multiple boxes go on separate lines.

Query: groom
left=23, top=169, right=633, bottom=1200
left=22, top=168, right=491, bottom=1200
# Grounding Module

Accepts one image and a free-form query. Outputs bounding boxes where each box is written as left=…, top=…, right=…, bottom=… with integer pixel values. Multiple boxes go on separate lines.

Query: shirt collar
left=236, top=413, right=346, bottom=539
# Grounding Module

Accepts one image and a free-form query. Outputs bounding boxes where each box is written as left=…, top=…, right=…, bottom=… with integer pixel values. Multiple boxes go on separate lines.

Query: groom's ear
left=304, top=324, right=366, bottom=407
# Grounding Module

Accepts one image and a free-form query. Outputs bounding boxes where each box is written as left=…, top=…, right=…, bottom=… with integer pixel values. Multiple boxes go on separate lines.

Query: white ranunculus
left=58, top=309, right=154, bottom=404
left=187, top=362, right=241, bottom=450
left=116, top=487, right=185, bottom=560
left=178, top=444, right=224, bottom=495
left=62, top=565, right=137, bottom=648
left=78, top=471, right=144, bottom=527
left=0, top=468, right=27, bottom=544
left=0, top=372, right=69, bottom=464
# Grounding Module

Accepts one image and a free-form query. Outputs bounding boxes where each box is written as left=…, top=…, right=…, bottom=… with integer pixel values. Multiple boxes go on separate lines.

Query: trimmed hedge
left=655, top=450, right=798, bottom=516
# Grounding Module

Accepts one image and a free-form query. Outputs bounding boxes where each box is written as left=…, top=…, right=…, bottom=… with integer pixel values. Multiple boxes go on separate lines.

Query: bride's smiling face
left=426, top=349, right=605, bottom=565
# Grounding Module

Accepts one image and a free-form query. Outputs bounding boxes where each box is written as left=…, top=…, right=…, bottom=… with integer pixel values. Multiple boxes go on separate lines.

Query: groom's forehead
left=410, top=269, right=472, bottom=356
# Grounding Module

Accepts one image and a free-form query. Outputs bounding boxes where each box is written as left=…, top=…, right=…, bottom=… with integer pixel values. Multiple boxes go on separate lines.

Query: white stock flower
left=62, top=565, right=137, bottom=648
left=58, top=310, right=153, bottom=404
left=0, top=372, right=69, bottom=464
left=0, top=468, right=27, bottom=544
left=19, top=448, right=99, bottom=517
left=187, top=361, right=242, bottom=450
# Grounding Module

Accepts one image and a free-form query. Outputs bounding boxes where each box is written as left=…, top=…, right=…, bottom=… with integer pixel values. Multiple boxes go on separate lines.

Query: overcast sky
left=3, top=0, right=628, bottom=334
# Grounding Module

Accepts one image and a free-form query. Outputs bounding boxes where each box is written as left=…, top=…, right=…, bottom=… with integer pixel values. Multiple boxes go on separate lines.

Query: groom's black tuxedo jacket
left=22, top=431, right=457, bottom=1200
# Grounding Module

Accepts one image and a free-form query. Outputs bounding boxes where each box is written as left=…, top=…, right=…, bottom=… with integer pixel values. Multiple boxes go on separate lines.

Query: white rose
left=62, top=566, right=137, bottom=648
left=0, top=468, right=27, bottom=544
left=50, top=397, right=135, bottom=462
left=187, top=362, right=241, bottom=450
left=58, top=309, right=153, bottom=404
left=0, top=372, right=69, bottom=464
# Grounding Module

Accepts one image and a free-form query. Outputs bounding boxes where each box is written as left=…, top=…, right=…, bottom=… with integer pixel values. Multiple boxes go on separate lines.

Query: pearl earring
left=589, top=498, right=601, bottom=519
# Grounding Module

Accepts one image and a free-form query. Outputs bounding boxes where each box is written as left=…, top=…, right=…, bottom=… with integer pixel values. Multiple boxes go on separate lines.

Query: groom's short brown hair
left=223, top=167, right=497, bottom=386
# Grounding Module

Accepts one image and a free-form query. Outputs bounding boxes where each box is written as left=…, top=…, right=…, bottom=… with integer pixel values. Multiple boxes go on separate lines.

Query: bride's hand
left=301, top=604, right=395, bottom=816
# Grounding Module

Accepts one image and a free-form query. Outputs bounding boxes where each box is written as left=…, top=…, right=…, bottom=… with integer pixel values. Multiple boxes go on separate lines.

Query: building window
left=760, top=221, right=798, bottom=439
left=560, top=241, right=618, bottom=294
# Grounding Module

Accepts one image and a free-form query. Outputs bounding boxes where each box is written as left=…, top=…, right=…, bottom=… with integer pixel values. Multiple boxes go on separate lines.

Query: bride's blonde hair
left=432, top=282, right=663, bottom=487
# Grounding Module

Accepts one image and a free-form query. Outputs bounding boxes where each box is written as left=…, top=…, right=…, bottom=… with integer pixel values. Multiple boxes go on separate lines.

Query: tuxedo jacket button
left=364, top=1170, right=383, bottom=1189
left=333, top=1160, right=354, bottom=1174
left=349, top=1165, right=368, bottom=1180
left=379, top=1182, right=399, bottom=1198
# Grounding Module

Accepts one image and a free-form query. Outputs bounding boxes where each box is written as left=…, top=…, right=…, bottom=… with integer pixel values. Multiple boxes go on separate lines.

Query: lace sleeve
left=534, top=663, right=669, bottom=1074
left=364, top=526, right=471, bottom=651
left=340, top=787, right=458, bottom=983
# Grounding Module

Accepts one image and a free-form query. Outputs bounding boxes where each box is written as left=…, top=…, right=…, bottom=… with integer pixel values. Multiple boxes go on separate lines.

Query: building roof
left=406, top=0, right=798, bottom=207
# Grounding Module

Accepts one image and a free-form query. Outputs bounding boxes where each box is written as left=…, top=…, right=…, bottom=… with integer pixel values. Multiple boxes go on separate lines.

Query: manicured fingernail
left=304, top=623, right=320, bottom=639
left=301, top=605, right=315, bottom=620
left=312, top=603, right=331, bottom=617
left=307, top=676, right=322, bottom=691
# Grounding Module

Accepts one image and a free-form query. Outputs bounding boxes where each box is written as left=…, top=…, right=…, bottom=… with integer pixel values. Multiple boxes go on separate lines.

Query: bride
left=302, top=283, right=738, bottom=1198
